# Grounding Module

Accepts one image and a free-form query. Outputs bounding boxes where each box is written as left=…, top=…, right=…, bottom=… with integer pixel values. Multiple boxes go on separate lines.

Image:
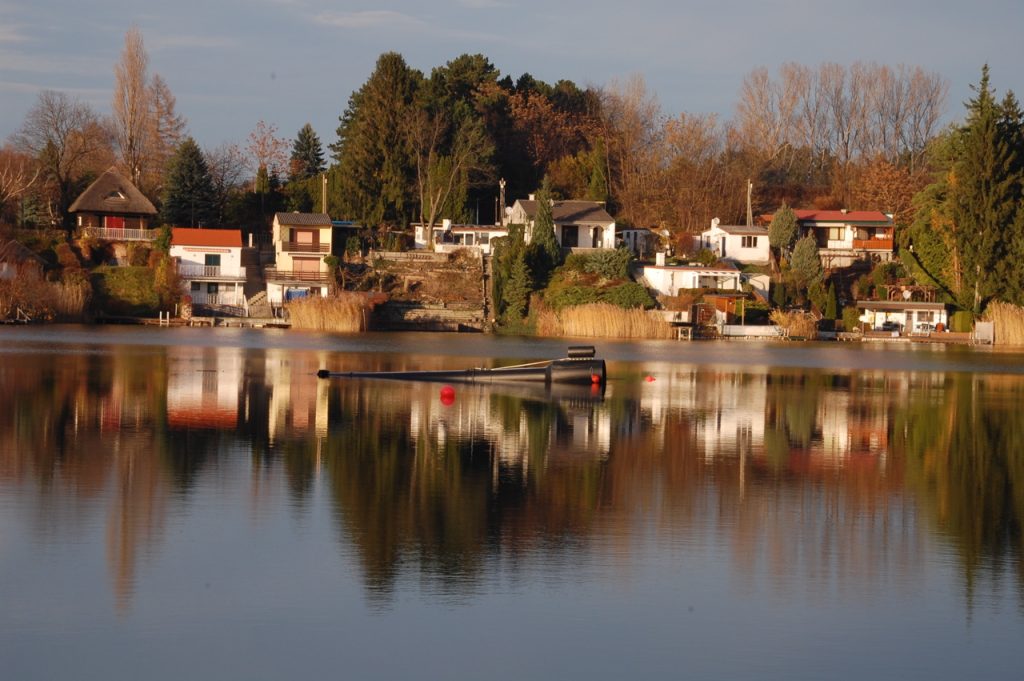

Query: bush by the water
left=950, top=310, right=974, bottom=333
left=536, top=302, right=673, bottom=339
left=91, top=266, right=160, bottom=316
left=286, top=294, right=373, bottom=332
left=842, top=306, right=861, bottom=332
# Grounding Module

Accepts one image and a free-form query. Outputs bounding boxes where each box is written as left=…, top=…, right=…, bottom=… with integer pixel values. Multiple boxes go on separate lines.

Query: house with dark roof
left=0, top=240, right=46, bottom=281
left=70, top=167, right=158, bottom=240
left=507, top=198, right=615, bottom=250
left=169, top=228, right=247, bottom=310
left=763, top=209, right=895, bottom=267
left=267, top=212, right=333, bottom=304
left=699, top=218, right=770, bottom=264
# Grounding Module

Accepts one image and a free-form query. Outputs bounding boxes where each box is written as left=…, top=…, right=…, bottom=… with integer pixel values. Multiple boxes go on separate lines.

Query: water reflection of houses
left=263, top=349, right=331, bottom=443
left=409, top=383, right=614, bottom=470
left=166, top=346, right=244, bottom=430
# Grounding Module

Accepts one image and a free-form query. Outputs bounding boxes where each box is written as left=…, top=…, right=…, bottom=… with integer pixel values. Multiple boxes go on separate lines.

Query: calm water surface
left=1, top=326, right=1022, bottom=680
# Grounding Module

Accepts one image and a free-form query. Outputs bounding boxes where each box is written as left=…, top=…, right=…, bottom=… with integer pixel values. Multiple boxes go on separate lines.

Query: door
left=562, top=225, right=579, bottom=248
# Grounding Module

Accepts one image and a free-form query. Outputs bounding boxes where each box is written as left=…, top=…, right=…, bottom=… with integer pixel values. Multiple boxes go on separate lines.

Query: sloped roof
left=0, top=240, right=47, bottom=267
left=68, top=167, right=157, bottom=215
left=794, top=210, right=891, bottom=223
left=171, top=228, right=242, bottom=248
left=275, top=212, right=331, bottom=226
left=714, top=224, right=768, bottom=235
left=516, top=200, right=614, bottom=224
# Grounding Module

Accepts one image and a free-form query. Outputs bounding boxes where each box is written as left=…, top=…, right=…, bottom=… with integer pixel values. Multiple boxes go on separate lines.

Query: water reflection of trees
left=1, top=343, right=1022, bottom=608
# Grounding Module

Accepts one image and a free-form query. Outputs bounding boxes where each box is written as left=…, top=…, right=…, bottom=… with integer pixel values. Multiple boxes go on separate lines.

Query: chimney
left=656, top=252, right=666, bottom=266
left=711, top=217, right=720, bottom=230
left=442, top=218, right=452, bottom=231
left=528, top=194, right=535, bottom=201
left=841, top=208, right=848, bottom=214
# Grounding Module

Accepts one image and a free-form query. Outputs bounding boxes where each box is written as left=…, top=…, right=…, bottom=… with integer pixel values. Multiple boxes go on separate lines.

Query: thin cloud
left=314, top=10, right=427, bottom=31
left=0, top=23, right=28, bottom=43
left=457, top=0, right=511, bottom=8
left=148, top=33, right=238, bottom=51
left=0, top=50, right=108, bottom=76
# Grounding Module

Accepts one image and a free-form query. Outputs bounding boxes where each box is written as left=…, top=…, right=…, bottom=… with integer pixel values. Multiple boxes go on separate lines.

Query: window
left=828, top=227, right=844, bottom=241
left=204, top=254, right=221, bottom=267
left=207, top=283, right=219, bottom=294
left=562, top=225, right=579, bottom=248
left=741, top=236, right=758, bottom=248
left=478, top=233, right=490, bottom=246
left=191, top=282, right=201, bottom=292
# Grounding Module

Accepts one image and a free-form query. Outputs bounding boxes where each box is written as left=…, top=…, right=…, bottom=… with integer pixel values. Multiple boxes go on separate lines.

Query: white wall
left=640, top=265, right=741, bottom=297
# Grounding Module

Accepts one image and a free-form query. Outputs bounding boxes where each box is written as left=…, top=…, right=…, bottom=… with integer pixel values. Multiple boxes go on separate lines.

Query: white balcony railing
left=178, top=264, right=246, bottom=279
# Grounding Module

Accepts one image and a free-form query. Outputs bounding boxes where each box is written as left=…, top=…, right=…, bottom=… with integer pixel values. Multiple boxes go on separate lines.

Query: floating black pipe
left=316, top=347, right=605, bottom=386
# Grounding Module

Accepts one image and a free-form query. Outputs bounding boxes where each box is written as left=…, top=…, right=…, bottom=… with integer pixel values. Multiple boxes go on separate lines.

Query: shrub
left=950, top=310, right=974, bottom=333
left=582, top=247, right=632, bottom=280
left=91, top=265, right=160, bottom=316
left=842, top=306, right=862, bottom=332
left=345, top=236, right=361, bottom=256
left=984, top=301, right=1024, bottom=345
left=695, top=248, right=717, bottom=266
left=603, top=281, right=655, bottom=309
left=545, top=285, right=600, bottom=310
left=126, top=242, right=150, bottom=266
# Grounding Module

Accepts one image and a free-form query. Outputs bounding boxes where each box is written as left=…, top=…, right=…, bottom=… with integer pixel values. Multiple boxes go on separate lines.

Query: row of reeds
left=984, top=301, right=1024, bottom=346
left=0, top=277, right=90, bottom=322
left=285, top=294, right=372, bottom=332
left=769, top=309, right=819, bottom=339
left=536, top=303, right=674, bottom=339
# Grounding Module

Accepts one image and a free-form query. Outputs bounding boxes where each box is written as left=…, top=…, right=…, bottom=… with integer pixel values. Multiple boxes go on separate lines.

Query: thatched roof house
left=69, top=167, right=157, bottom=231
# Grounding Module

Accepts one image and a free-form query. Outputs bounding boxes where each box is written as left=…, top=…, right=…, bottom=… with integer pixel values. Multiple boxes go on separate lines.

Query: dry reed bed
left=984, top=301, right=1024, bottom=346
left=286, top=294, right=372, bottom=332
left=769, top=309, right=819, bottom=339
left=537, top=303, right=674, bottom=339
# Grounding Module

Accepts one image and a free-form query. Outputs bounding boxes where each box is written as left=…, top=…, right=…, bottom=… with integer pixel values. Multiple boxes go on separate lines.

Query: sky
left=2, top=0, right=1023, bottom=157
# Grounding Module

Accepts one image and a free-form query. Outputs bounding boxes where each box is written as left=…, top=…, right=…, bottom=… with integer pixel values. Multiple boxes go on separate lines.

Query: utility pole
left=746, top=178, right=753, bottom=227
left=498, top=178, right=506, bottom=226
left=321, top=173, right=327, bottom=215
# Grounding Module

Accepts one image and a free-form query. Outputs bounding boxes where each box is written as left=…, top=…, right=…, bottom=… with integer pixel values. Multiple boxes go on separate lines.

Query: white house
left=170, top=228, right=246, bottom=307
left=267, top=212, right=333, bottom=304
left=507, top=198, right=615, bottom=250
left=855, top=300, right=949, bottom=334
left=638, top=256, right=742, bottom=297
left=762, top=209, right=895, bottom=267
left=413, top=220, right=509, bottom=255
left=699, top=218, right=770, bottom=264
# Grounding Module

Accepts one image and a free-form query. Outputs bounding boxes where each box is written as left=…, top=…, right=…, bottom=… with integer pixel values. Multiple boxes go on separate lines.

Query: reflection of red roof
left=171, top=228, right=242, bottom=248
left=168, top=407, right=237, bottom=429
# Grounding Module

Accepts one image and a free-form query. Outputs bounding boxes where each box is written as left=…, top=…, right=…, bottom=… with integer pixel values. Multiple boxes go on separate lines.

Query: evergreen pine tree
left=527, top=178, right=561, bottom=288
left=769, top=204, right=799, bottom=258
left=161, top=137, right=215, bottom=227
left=331, top=52, right=422, bottom=225
left=824, top=281, right=838, bottom=320
left=289, top=123, right=325, bottom=181
left=502, top=250, right=532, bottom=322
left=790, top=235, right=823, bottom=292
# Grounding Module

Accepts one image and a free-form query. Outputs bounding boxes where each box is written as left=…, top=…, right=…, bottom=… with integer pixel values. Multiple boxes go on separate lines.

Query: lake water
left=1, top=326, right=1022, bottom=680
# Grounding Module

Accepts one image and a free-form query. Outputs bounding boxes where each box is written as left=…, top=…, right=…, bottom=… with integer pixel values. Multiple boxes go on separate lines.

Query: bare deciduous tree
left=146, top=73, right=187, bottom=192
left=246, top=120, right=289, bottom=186
left=0, top=146, right=40, bottom=215
left=12, top=90, right=111, bottom=227
left=112, top=27, right=150, bottom=186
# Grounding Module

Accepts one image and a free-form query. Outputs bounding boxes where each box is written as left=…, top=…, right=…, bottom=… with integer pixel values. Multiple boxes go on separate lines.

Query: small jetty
left=317, top=346, right=606, bottom=386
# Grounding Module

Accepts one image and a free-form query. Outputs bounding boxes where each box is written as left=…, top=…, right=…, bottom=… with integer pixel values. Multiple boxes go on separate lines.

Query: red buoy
left=591, top=373, right=601, bottom=384
left=645, top=375, right=656, bottom=382
left=440, top=385, right=456, bottom=406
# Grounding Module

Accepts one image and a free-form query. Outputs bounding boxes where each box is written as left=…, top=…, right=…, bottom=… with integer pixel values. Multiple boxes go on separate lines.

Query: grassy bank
left=286, top=294, right=372, bottom=332
left=536, top=303, right=673, bottom=339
